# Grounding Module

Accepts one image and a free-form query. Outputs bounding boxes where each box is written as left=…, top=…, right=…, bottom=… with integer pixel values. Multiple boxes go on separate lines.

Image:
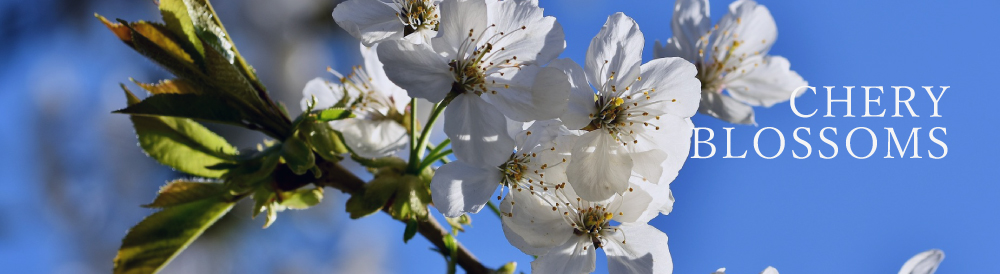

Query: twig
left=303, top=159, right=491, bottom=274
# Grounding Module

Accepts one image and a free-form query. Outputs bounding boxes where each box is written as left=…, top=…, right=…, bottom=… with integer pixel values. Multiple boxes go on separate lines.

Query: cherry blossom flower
left=332, top=0, right=441, bottom=46
left=500, top=178, right=672, bottom=274
left=712, top=267, right=779, bottom=274
left=431, top=120, right=571, bottom=217
left=301, top=43, right=410, bottom=159
left=655, top=0, right=807, bottom=125
left=557, top=13, right=700, bottom=201
left=377, top=0, right=569, bottom=169
left=899, top=249, right=944, bottom=274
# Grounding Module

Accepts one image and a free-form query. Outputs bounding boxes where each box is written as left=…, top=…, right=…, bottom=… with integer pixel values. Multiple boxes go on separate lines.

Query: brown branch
left=281, top=159, right=490, bottom=274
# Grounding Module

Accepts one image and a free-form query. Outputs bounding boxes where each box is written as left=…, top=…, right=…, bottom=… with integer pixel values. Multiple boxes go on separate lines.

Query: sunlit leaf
left=122, top=86, right=237, bottom=178
left=279, top=187, right=324, bottom=210
left=158, top=0, right=206, bottom=63
left=144, top=180, right=226, bottom=208
left=131, top=78, right=200, bottom=95
left=316, top=108, right=355, bottom=122
left=114, top=197, right=235, bottom=274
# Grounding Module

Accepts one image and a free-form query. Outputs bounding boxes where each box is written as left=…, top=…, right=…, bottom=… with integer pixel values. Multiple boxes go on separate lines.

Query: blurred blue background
left=0, top=0, right=996, bottom=273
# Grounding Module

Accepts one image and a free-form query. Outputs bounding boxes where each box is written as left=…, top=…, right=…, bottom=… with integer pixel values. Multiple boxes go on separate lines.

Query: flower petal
left=332, top=0, right=402, bottom=46
left=430, top=161, right=502, bottom=217
left=300, top=77, right=343, bottom=111
left=724, top=55, right=808, bottom=107
left=634, top=57, right=702, bottom=118
left=710, top=0, right=777, bottom=67
left=432, top=0, right=488, bottom=57
left=500, top=190, right=574, bottom=253
left=444, top=94, right=515, bottom=167
left=586, top=12, right=644, bottom=94
left=700, top=91, right=756, bottom=125
left=531, top=236, right=596, bottom=274
left=898, top=249, right=944, bottom=274
left=761, top=266, right=780, bottom=274
left=361, top=43, right=410, bottom=112
left=485, top=0, right=565, bottom=65
left=567, top=131, right=632, bottom=201
left=657, top=0, right=711, bottom=61
left=609, top=183, right=653, bottom=224
left=603, top=223, right=672, bottom=274
left=334, top=118, right=408, bottom=159
left=377, top=39, right=453, bottom=102
left=549, top=58, right=597, bottom=130
left=485, top=66, right=569, bottom=122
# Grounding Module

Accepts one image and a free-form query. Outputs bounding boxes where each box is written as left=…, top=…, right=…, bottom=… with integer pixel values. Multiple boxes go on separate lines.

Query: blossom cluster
left=312, top=0, right=810, bottom=273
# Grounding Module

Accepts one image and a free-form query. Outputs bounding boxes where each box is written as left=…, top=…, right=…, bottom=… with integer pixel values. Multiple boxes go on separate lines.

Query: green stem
left=409, top=93, right=457, bottom=173
left=486, top=201, right=502, bottom=219
left=407, top=98, right=419, bottom=168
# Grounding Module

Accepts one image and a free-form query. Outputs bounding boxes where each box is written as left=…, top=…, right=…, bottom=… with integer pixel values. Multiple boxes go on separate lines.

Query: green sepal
left=281, top=135, right=315, bottom=175
left=316, top=108, right=355, bottom=122
left=403, top=218, right=419, bottom=243
left=300, top=121, right=347, bottom=162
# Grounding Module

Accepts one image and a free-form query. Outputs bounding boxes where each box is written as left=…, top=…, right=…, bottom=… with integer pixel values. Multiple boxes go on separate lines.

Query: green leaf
left=117, top=93, right=248, bottom=127
left=279, top=187, right=324, bottom=210
left=316, top=108, right=355, bottom=121
left=158, top=0, right=206, bottom=63
left=222, top=147, right=280, bottom=193
left=281, top=136, right=315, bottom=175
left=403, top=219, right=418, bottom=243
left=114, top=197, right=234, bottom=274
left=122, top=87, right=237, bottom=178
left=144, top=180, right=225, bottom=208
left=389, top=175, right=431, bottom=221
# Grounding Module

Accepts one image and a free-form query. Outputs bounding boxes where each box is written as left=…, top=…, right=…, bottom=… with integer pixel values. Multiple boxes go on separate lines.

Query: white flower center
left=448, top=24, right=528, bottom=96
left=393, top=0, right=439, bottom=36
left=695, top=20, right=767, bottom=93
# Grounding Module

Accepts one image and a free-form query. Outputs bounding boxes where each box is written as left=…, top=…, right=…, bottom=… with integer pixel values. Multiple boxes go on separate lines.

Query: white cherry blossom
left=332, top=0, right=441, bottom=46
left=899, top=249, right=944, bottom=274
left=431, top=120, right=571, bottom=217
left=655, top=0, right=807, bottom=125
left=301, top=43, right=410, bottom=159
left=500, top=178, right=672, bottom=274
left=378, top=0, right=569, bottom=168
left=712, top=266, right=779, bottom=274
left=558, top=13, right=700, bottom=201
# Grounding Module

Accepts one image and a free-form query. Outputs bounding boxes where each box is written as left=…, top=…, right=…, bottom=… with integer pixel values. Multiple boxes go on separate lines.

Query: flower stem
left=409, top=93, right=457, bottom=173
left=486, top=201, right=503, bottom=219
left=407, top=98, right=420, bottom=168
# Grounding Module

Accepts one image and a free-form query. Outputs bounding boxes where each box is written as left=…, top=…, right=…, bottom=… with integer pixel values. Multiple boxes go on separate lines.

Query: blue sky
left=1, top=0, right=997, bottom=273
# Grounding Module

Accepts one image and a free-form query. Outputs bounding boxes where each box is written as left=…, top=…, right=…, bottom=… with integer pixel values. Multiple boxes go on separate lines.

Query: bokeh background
left=1, top=0, right=997, bottom=273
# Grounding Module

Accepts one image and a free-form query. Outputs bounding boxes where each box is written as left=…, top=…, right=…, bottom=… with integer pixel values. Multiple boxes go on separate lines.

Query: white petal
left=710, top=0, right=777, bottom=67
left=634, top=57, right=702, bottom=118
left=712, top=268, right=728, bottom=274
left=567, top=131, right=632, bottom=201
left=637, top=116, right=693, bottom=185
left=361, top=43, right=410, bottom=112
left=515, top=119, right=569, bottom=151
left=586, top=12, right=644, bottom=94
left=501, top=216, right=552, bottom=256
left=634, top=181, right=674, bottom=223
left=700, top=91, right=756, bottom=125
left=549, top=58, right=597, bottom=130
left=899, top=249, right=944, bottom=274
left=500, top=190, right=574, bottom=253
left=724, top=55, right=807, bottom=107
left=444, top=94, right=515, bottom=167
left=609, top=183, right=653, bottom=224
left=659, top=0, right=710, bottom=61
left=604, top=223, right=672, bottom=274
left=377, top=39, right=454, bottom=102
left=432, top=0, right=488, bottom=57
left=335, top=118, right=408, bottom=159
left=300, top=77, right=342, bottom=111
left=485, top=66, right=569, bottom=121
left=485, top=0, right=565, bottom=65
left=531, top=237, right=596, bottom=274
left=761, top=266, right=780, bottom=274
left=430, top=161, right=502, bottom=217
left=332, top=0, right=402, bottom=46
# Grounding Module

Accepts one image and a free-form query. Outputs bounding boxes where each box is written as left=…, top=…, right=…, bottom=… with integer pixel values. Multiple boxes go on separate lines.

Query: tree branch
left=282, top=159, right=490, bottom=274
